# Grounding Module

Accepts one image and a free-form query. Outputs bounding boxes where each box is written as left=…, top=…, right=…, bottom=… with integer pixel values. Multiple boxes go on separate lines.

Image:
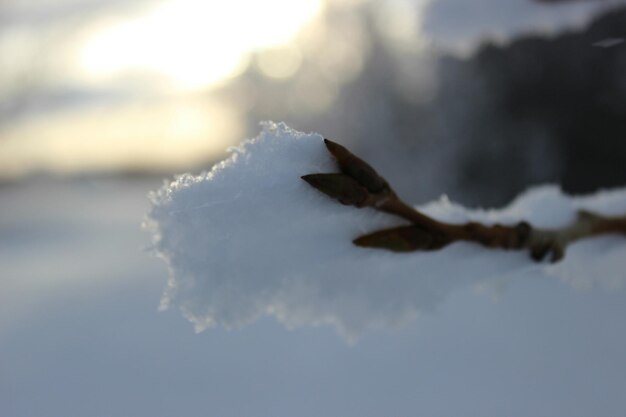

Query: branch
left=302, top=139, right=626, bottom=262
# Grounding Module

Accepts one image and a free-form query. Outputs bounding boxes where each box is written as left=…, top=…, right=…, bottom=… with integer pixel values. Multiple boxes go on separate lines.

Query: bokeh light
left=0, top=0, right=323, bottom=178
left=78, top=0, right=322, bottom=90
left=0, top=96, right=241, bottom=177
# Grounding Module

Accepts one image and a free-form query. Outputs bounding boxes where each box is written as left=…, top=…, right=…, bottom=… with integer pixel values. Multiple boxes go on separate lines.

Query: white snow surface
left=146, top=122, right=626, bottom=340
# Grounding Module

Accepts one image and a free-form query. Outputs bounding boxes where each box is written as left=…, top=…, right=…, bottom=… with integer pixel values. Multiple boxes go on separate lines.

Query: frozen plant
left=303, top=139, right=626, bottom=263
left=145, top=122, right=626, bottom=338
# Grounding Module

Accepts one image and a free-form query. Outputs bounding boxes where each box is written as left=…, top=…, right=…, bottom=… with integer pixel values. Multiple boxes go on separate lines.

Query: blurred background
left=2, top=1, right=626, bottom=415
left=1, top=0, right=625, bottom=204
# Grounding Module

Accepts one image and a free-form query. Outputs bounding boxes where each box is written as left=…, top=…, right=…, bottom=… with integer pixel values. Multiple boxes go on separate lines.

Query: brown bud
left=353, top=225, right=452, bottom=252
left=530, top=241, right=551, bottom=262
left=324, top=139, right=389, bottom=194
left=530, top=239, right=565, bottom=263
left=301, top=173, right=370, bottom=207
left=514, top=221, right=532, bottom=247
left=550, top=243, right=565, bottom=263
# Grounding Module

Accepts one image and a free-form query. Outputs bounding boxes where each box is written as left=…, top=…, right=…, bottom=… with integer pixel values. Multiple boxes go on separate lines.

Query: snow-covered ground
left=2, top=125, right=626, bottom=416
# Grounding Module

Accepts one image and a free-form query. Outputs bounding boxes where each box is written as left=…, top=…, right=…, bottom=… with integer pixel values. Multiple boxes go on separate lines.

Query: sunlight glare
left=257, top=45, right=303, bottom=79
left=79, top=0, right=322, bottom=90
left=0, top=97, right=242, bottom=177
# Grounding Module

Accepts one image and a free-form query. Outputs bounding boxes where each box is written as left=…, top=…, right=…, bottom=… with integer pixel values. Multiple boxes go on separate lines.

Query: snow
left=2, top=159, right=626, bottom=416
left=146, top=122, right=626, bottom=340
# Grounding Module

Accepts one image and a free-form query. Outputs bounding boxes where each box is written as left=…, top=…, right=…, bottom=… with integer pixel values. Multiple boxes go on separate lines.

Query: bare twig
left=302, top=139, right=626, bottom=262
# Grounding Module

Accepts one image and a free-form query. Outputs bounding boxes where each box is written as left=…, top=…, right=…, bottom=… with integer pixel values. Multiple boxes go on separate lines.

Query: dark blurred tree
left=443, top=6, right=626, bottom=204
left=220, top=4, right=626, bottom=207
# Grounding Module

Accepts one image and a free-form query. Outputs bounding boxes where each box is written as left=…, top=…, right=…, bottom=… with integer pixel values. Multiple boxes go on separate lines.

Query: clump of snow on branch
left=145, top=122, right=626, bottom=340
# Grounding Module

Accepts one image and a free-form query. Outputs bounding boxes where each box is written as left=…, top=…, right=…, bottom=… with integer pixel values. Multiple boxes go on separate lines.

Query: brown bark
left=303, top=139, right=626, bottom=262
